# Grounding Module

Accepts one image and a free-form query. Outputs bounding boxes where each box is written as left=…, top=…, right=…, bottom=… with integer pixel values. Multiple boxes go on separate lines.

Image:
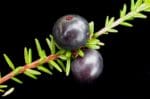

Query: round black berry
left=71, top=49, right=103, bottom=82
left=52, top=14, right=89, bottom=50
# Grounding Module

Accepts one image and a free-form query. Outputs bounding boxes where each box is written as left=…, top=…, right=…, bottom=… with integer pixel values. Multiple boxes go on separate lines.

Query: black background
left=0, top=0, right=150, bottom=98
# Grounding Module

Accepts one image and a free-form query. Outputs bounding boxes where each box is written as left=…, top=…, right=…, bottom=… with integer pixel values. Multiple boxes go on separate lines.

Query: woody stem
left=0, top=54, right=59, bottom=84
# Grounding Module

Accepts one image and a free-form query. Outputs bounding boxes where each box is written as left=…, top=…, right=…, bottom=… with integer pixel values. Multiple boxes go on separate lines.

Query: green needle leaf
left=56, top=49, right=66, bottom=55
left=11, top=77, right=23, bottom=84
left=78, top=49, right=84, bottom=57
left=41, top=50, right=47, bottom=57
left=135, top=0, right=143, bottom=9
left=24, top=47, right=28, bottom=64
left=107, top=17, right=115, bottom=27
left=120, top=4, right=127, bottom=17
left=35, top=38, right=42, bottom=53
left=87, top=38, right=100, bottom=45
left=46, top=35, right=56, bottom=54
left=86, top=44, right=100, bottom=49
left=2, top=87, right=15, bottom=97
left=50, top=35, right=56, bottom=54
left=134, top=13, right=147, bottom=18
left=24, top=71, right=37, bottom=79
left=107, top=29, right=118, bottom=33
left=0, top=85, right=8, bottom=89
left=35, top=38, right=44, bottom=58
left=120, top=22, right=133, bottom=27
left=59, top=55, right=67, bottom=60
left=48, top=61, right=62, bottom=72
left=28, top=48, right=32, bottom=63
left=89, top=21, right=94, bottom=37
left=37, top=66, right=53, bottom=75
left=65, top=50, right=72, bottom=75
left=26, top=69, right=41, bottom=75
left=66, top=58, right=71, bottom=76
left=0, top=89, right=4, bottom=93
left=24, top=47, right=32, bottom=64
left=105, top=16, right=109, bottom=26
left=3, top=54, right=15, bottom=70
left=66, top=50, right=71, bottom=58
left=131, top=0, right=135, bottom=11
left=56, top=59, right=66, bottom=72
left=46, top=38, right=52, bottom=53
left=98, top=41, right=105, bottom=46
left=54, top=41, right=61, bottom=49
left=12, top=66, right=22, bottom=75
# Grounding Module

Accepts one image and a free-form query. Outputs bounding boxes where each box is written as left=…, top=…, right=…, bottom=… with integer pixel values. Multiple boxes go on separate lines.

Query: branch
left=95, top=0, right=150, bottom=36
left=0, top=54, right=58, bottom=84
left=0, top=0, right=150, bottom=97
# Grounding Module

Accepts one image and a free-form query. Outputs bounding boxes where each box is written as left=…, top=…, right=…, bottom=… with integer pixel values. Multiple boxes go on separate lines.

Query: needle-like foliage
left=0, top=0, right=150, bottom=97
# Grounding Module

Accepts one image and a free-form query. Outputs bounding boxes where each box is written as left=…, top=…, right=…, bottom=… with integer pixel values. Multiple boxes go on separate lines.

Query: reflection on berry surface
left=52, top=14, right=89, bottom=50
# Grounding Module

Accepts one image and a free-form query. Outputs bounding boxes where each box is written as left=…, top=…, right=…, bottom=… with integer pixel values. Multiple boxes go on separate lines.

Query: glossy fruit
left=71, top=49, right=103, bottom=82
left=52, top=14, right=89, bottom=50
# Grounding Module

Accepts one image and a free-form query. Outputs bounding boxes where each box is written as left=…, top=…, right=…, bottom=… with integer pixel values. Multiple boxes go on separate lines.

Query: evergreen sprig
left=95, top=0, right=150, bottom=37
left=0, top=0, right=150, bottom=97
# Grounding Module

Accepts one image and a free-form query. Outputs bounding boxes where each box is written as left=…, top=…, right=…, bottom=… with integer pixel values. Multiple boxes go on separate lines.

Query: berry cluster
left=52, top=15, right=103, bottom=82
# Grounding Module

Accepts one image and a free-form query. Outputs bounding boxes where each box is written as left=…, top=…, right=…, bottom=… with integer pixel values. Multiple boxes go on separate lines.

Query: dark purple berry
left=71, top=49, right=103, bottom=82
left=52, top=14, right=89, bottom=50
